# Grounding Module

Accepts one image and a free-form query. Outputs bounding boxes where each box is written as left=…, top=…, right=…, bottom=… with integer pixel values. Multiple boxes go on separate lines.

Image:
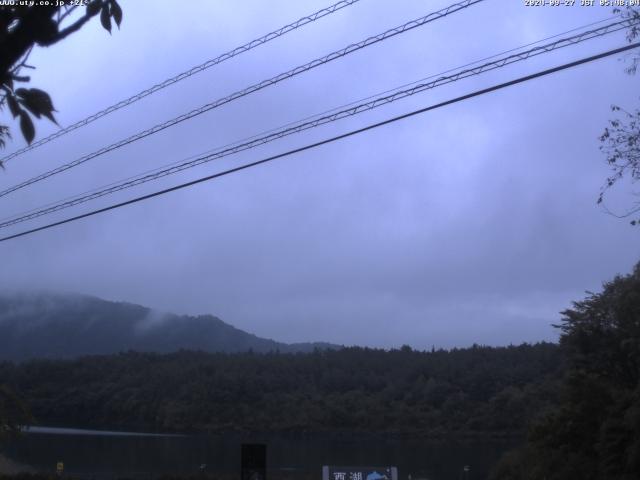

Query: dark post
left=241, top=443, right=266, bottom=480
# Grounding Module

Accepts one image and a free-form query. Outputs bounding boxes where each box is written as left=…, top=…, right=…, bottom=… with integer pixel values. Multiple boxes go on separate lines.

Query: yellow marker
left=56, top=462, right=64, bottom=474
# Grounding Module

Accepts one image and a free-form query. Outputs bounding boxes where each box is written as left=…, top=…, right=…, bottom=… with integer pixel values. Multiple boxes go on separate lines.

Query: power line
left=0, top=18, right=634, bottom=229
left=0, top=0, right=363, bottom=164
left=1, top=41, right=637, bottom=244
left=0, top=18, right=632, bottom=226
left=0, top=0, right=486, bottom=199
left=0, top=14, right=620, bottom=171
left=0, top=15, right=618, bottom=223
left=35, top=0, right=614, bottom=225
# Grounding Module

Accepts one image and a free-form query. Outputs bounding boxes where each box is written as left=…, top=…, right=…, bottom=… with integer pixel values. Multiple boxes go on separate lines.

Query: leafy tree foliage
left=0, top=0, right=122, bottom=153
left=491, top=261, right=640, bottom=480
left=598, top=7, right=640, bottom=225
left=599, top=103, right=640, bottom=225
left=0, top=343, right=562, bottom=437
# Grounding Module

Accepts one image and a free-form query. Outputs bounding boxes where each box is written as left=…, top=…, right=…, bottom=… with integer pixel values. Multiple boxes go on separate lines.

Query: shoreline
left=21, top=426, right=182, bottom=438
left=19, top=425, right=524, bottom=442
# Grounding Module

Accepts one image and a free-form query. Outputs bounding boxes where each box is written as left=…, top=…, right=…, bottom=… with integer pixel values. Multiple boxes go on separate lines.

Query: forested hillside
left=0, top=293, right=336, bottom=361
left=0, top=343, right=562, bottom=436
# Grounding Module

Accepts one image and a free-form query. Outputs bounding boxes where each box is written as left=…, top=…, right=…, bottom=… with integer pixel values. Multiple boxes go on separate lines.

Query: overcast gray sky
left=0, top=0, right=638, bottom=349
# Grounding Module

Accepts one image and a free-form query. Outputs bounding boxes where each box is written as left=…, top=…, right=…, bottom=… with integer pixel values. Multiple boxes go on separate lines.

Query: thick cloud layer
left=0, top=0, right=638, bottom=348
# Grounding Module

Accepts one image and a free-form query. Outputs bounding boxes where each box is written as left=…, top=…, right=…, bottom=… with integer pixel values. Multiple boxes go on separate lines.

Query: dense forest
left=2, top=264, right=637, bottom=479
left=491, top=262, right=640, bottom=480
left=0, top=343, right=562, bottom=437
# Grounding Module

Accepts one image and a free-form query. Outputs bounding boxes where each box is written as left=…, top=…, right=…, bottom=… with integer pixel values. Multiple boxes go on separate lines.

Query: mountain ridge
left=0, top=292, right=339, bottom=361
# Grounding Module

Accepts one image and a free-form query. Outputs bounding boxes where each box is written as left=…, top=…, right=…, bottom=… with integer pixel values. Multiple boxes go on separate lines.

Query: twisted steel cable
left=0, top=18, right=634, bottom=229
left=0, top=0, right=363, bottom=164
left=0, top=0, right=486, bottom=198
left=1, top=41, right=639, bottom=243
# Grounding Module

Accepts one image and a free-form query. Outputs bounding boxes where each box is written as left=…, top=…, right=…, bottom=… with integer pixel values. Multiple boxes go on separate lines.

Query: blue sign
left=322, top=466, right=398, bottom=480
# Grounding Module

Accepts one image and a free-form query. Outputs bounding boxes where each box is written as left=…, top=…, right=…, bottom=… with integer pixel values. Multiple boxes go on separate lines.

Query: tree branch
left=40, top=9, right=96, bottom=46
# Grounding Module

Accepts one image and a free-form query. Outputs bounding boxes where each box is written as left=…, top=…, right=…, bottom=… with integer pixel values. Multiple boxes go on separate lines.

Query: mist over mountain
left=0, top=293, right=338, bottom=361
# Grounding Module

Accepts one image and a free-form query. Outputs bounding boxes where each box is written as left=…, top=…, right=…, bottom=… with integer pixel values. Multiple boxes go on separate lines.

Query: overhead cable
left=1, top=41, right=638, bottom=243
left=0, top=18, right=634, bottom=229
left=0, top=0, right=486, bottom=198
left=0, top=0, right=363, bottom=164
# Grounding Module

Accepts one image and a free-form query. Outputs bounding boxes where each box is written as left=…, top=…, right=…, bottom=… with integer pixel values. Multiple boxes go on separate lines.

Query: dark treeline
left=0, top=343, right=561, bottom=437
left=491, top=262, right=640, bottom=480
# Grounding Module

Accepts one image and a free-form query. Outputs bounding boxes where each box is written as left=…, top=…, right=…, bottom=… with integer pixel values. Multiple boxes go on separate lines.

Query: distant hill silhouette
left=0, top=293, right=339, bottom=361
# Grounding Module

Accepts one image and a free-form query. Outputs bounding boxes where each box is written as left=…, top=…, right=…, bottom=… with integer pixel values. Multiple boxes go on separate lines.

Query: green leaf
left=15, top=88, right=57, bottom=124
left=42, top=110, right=57, bottom=124
left=28, top=88, right=57, bottom=123
left=100, top=4, right=112, bottom=33
left=19, top=111, right=35, bottom=145
left=27, top=88, right=54, bottom=110
left=7, top=95, right=21, bottom=118
left=110, top=0, right=122, bottom=28
left=86, top=0, right=102, bottom=16
left=18, top=99, right=40, bottom=118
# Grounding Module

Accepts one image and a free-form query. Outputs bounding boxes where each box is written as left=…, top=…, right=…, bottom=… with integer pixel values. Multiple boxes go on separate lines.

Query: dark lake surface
left=1, top=427, right=516, bottom=480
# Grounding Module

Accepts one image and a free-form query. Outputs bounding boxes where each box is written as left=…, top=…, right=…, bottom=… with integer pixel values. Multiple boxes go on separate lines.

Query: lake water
left=1, top=427, right=516, bottom=480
